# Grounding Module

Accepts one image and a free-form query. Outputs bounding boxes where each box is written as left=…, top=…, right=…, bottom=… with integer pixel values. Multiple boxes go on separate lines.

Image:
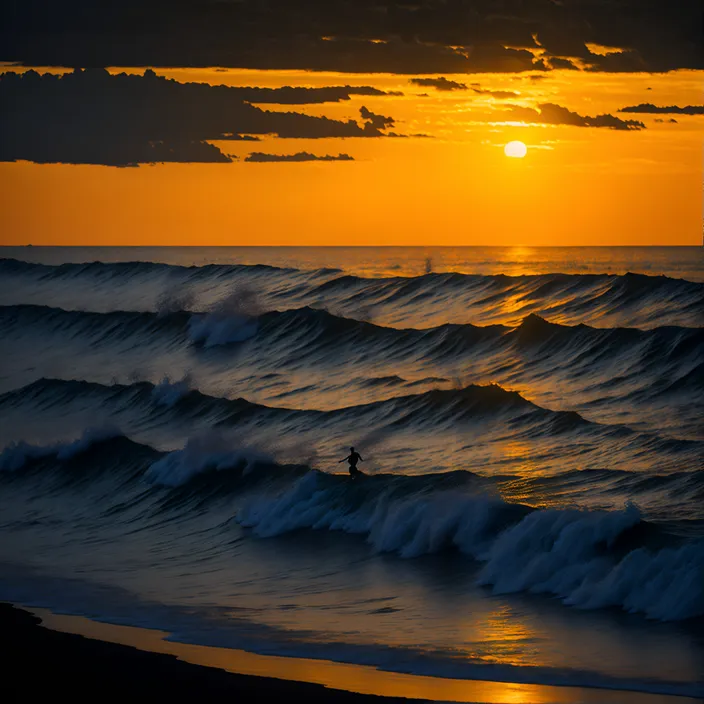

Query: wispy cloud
left=410, top=77, right=468, bottom=91
left=244, top=152, right=354, bottom=162
left=232, top=85, right=403, bottom=104
left=619, top=103, right=704, bottom=115
left=472, top=87, right=521, bottom=99
left=502, top=103, right=645, bottom=131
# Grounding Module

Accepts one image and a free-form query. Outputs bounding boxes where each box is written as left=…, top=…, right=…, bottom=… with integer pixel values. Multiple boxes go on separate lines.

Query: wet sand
left=2, top=603, right=699, bottom=704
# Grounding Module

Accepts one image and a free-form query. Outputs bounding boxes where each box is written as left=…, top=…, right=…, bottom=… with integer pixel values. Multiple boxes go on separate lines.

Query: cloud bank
left=0, top=69, right=398, bottom=166
left=3, top=1, right=700, bottom=73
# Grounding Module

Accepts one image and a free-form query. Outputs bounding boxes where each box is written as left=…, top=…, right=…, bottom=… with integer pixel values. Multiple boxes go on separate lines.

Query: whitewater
left=0, top=246, right=702, bottom=699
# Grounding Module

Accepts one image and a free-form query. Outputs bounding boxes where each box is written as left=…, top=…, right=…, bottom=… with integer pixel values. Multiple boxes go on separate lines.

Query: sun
left=504, top=140, right=527, bottom=158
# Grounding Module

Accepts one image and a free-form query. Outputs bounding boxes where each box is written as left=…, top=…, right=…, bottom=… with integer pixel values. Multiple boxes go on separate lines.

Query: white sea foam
left=237, top=473, right=704, bottom=621
left=0, top=426, right=121, bottom=472
left=188, top=286, right=261, bottom=347
left=144, top=431, right=273, bottom=487
left=151, top=373, right=193, bottom=407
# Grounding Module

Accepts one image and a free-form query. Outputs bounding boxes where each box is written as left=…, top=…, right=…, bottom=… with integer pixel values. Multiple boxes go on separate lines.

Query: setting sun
left=504, top=141, right=527, bottom=158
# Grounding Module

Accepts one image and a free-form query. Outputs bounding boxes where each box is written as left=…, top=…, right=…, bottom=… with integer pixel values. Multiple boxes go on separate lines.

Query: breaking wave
left=2, top=429, right=702, bottom=622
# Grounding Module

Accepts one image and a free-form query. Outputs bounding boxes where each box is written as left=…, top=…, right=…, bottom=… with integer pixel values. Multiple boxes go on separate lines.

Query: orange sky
left=1, top=67, right=702, bottom=246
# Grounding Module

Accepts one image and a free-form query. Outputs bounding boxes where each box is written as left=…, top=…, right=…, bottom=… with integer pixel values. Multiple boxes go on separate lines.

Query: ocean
left=0, top=246, right=702, bottom=699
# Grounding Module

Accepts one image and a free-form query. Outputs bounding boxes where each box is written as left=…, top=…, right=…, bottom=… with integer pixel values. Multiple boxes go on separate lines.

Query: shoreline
left=1, top=603, right=409, bottom=704
left=3, top=602, right=701, bottom=704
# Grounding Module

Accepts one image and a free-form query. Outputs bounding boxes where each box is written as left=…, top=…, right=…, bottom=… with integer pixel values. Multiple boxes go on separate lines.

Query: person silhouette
left=339, top=446, right=363, bottom=477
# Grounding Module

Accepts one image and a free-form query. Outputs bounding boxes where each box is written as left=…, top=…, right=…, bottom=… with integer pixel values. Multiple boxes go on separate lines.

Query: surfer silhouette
left=339, top=447, right=363, bottom=477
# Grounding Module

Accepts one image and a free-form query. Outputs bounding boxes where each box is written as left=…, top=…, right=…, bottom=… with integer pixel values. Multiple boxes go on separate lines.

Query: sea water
left=0, top=246, right=702, bottom=698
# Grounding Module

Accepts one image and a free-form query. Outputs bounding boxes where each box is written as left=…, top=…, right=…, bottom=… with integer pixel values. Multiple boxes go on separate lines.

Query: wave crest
left=237, top=473, right=704, bottom=620
left=0, top=426, right=121, bottom=472
left=144, top=431, right=274, bottom=487
left=188, top=287, right=262, bottom=347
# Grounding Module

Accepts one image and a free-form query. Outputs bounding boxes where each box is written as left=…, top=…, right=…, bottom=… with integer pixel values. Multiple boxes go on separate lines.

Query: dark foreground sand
left=1, top=603, right=412, bottom=703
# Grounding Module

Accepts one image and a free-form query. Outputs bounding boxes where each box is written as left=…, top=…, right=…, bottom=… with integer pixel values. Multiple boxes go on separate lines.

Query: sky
left=1, top=1, right=702, bottom=246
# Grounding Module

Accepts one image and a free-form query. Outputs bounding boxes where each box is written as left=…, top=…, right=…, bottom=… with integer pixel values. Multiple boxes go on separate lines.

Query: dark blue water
left=1, top=247, right=702, bottom=698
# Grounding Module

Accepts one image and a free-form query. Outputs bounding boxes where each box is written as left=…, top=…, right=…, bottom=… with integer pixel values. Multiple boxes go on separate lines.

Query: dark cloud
left=222, top=134, right=260, bottom=142
left=583, top=49, right=649, bottom=73
left=534, top=26, right=592, bottom=61
left=3, top=1, right=699, bottom=73
left=472, top=88, right=520, bottom=99
left=653, top=118, right=679, bottom=123
left=410, top=78, right=519, bottom=98
left=620, top=104, right=704, bottom=115
left=360, top=106, right=395, bottom=131
left=547, top=57, right=579, bottom=71
left=460, top=44, right=541, bottom=73
left=244, top=152, right=354, bottom=162
left=503, top=103, right=646, bottom=131
left=0, top=69, right=397, bottom=166
left=410, top=77, right=468, bottom=91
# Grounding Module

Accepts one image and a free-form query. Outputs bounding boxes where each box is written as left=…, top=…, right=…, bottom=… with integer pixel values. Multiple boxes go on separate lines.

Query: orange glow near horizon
left=0, top=67, right=702, bottom=246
